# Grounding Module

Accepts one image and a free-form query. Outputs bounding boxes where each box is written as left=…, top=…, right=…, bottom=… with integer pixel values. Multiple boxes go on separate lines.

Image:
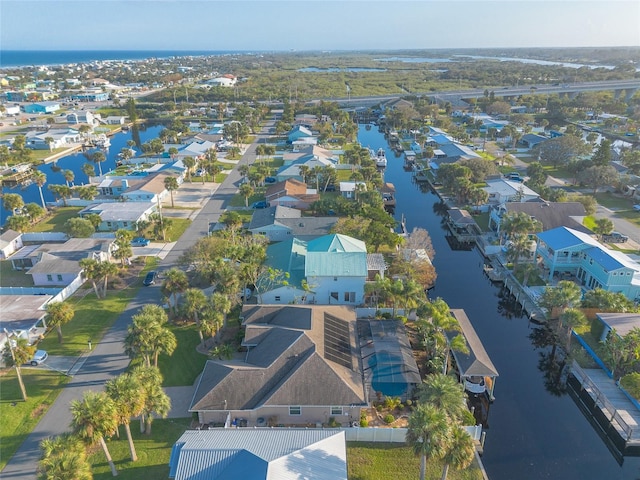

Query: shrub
left=360, top=418, right=369, bottom=427
left=384, top=396, right=402, bottom=410
left=375, top=404, right=384, bottom=412
left=405, top=399, right=413, bottom=407
left=621, top=373, right=640, bottom=400
left=383, top=414, right=395, bottom=424
left=327, top=416, right=340, bottom=427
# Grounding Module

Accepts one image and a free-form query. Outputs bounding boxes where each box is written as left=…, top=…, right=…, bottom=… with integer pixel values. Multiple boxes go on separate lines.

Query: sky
left=1, top=0, right=639, bottom=51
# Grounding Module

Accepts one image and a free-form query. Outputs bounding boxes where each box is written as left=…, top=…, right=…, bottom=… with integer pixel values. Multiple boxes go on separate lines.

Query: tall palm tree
left=70, top=391, right=119, bottom=477
left=164, top=176, right=179, bottom=208
left=440, top=425, right=475, bottom=480
left=38, top=433, right=93, bottom=480
left=63, top=169, right=75, bottom=187
left=560, top=307, right=588, bottom=351
left=132, top=366, right=171, bottom=435
left=92, top=151, right=106, bottom=176
left=183, top=288, right=208, bottom=341
left=105, top=373, right=145, bottom=462
left=406, top=404, right=451, bottom=480
left=44, top=301, right=74, bottom=343
left=161, top=268, right=189, bottom=316
left=417, top=373, right=467, bottom=422
left=124, top=304, right=176, bottom=367
left=2, top=337, right=35, bottom=401
left=239, top=183, right=254, bottom=207
left=210, top=291, right=232, bottom=329
left=32, top=171, right=47, bottom=210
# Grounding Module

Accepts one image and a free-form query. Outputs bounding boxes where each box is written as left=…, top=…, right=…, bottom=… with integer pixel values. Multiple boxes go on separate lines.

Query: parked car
left=264, top=177, right=277, bottom=184
left=195, top=169, right=205, bottom=177
left=29, top=350, right=48, bottom=366
left=143, top=271, right=158, bottom=286
left=251, top=201, right=269, bottom=209
left=602, top=231, right=629, bottom=243
left=633, top=205, right=640, bottom=212
left=131, top=237, right=150, bottom=247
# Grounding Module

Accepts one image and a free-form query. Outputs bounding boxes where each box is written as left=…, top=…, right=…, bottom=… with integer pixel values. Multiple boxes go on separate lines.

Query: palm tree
left=44, top=301, right=74, bottom=343
left=560, top=307, right=587, bottom=351
left=406, top=404, right=451, bottom=480
left=183, top=156, right=195, bottom=182
left=131, top=366, right=171, bottom=435
left=161, top=268, right=189, bottom=317
left=210, top=291, right=232, bottom=329
left=32, top=171, right=47, bottom=210
left=183, top=288, right=208, bottom=341
left=81, top=163, right=95, bottom=179
left=38, top=433, right=93, bottom=480
left=164, top=176, right=179, bottom=208
left=105, top=373, right=145, bottom=462
left=92, top=151, right=106, bottom=176
left=539, top=280, right=582, bottom=321
left=63, top=169, right=75, bottom=187
left=124, top=304, right=176, bottom=367
left=70, top=391, right=119, bottom=477
left=440, top=425, right=475, bottom=480
left=239, top=183, right=254, bottom=207
left=2, top=337, right=35, bottom=401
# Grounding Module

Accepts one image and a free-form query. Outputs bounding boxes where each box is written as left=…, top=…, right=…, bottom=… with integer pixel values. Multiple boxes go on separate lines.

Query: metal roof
left=536, top=226, right=600, bottom=251
left=169, top=429, right=346, bottom=480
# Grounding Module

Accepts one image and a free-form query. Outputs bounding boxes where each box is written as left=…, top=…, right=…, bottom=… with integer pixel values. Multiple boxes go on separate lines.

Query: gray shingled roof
left=447, top=309, right=498, bottom=378
left=502, top=201, right=589, bottom=233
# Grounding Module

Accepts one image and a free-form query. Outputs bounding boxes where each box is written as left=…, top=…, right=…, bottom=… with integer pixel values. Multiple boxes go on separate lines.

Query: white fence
left=22, top=232, right=68, bottom=243
left=342, top=425, right=482, bottom=443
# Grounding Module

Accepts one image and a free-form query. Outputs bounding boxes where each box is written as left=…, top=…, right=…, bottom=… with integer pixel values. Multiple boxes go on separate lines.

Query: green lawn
left=27, top=207, right=82, bottom=233
left=163, top=218, right=191, bottom=243
left=0, top=260, right=34, bottom=287
left=158, top=324, right=209, bottom=387
left=595, top=192, right=637, bottom=211
left=90, top=418, right=191, bottom=480
left=347, top=442, right=483, bottom=480
left=471, top=212, right=490, bottom=231
left=38, top=285, right=139, bottom=357
left=0, top=369, right=69, bottom=471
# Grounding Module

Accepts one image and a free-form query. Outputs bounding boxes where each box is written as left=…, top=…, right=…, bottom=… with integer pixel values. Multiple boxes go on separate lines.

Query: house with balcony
left=488, top=201, right=588, bottom=234
left=536, top=226, right=640, bottom=301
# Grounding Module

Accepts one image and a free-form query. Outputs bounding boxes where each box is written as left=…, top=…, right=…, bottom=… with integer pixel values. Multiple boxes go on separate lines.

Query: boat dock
left=568, top=361, right=640, bottom=459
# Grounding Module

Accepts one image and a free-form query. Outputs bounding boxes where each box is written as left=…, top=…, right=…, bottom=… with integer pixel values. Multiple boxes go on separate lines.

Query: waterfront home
left=79, top=202, right=156, bottom=231
left=189, top=305, right=365, bottom=428
left=488, top=201, right=588, bottom=234
left=339, top=181, right=366, bottom=199
left=483, top=178, right=540, bottom=204
left=249, top=205, right=337, bottom=243
left=25, top=128, right=81, bottom=150
left=66, top=110, right=100, bottom=126
left=536, top=226, right=640, bottom=301
left=168, top=429, right=347, bottom=480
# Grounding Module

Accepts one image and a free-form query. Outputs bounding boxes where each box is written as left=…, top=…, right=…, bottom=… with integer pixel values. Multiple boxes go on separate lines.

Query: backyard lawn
left=0, top=260, right=34, bottom=287
left=157, top=323, right=209, bottom=387
left=0, top=368, right=69, bottom=471
left=27, top=207, right=82, bottom=233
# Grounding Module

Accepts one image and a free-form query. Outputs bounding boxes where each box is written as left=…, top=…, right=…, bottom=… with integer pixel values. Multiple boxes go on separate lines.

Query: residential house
left=189, top=304, right=366, bottom=427
left=168, top=429, right=347, bottom=480
left=23, top=101, right=60, bottom=114
left=66, top=110, right=100, bottom=126
left=339, top=181, right=366, bottom=199
left=265, top=178, right=320, bottom=210
left=428, top=143, right=481, bottom=169
left=0, top=229, right=23, bottom=259
left=536, top=226, right=640, bottom=301
left=596, top=312, right=640, bottom=342
left=287, top=125, right=315, bottom=144
left=25, top=128, right=81, bottom=150
left=79, top=202, right=156, bottom=231
left=0, top=294, right=52, bottom=354
left=71, top=92, right=109, bottom=102
left=249, top=206, right=337, bottom=243
left=119, top=172, right=175, bottom=203
left=484, top=178, right=540, bottom=204
left=206, top=74, right=237, bottom=87
left=294, top=113, right=318, bottom=128
left=104, top=115, right=126, bottom=125
left=519, top=133, right=548, bottom=149
left=275, top=154, right=335, bottom=183
left=488, top=201, right=589, bottom=234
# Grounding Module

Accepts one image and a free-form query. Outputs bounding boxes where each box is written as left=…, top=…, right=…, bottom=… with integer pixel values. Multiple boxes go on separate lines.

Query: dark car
left=143, top=271, right=157, bottom=286
left=264, top=177, right=277, bottom=184
left=252, top=201, right=270, bottom=209
left=131, top=237, right=150, bottom=247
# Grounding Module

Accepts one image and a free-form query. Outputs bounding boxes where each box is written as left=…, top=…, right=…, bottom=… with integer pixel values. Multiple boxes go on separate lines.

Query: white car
left=29, top=350, right=48, bottom=366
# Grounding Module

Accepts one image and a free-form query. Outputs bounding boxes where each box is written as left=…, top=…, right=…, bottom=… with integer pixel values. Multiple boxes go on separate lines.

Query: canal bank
left=357, top=125, right=640, bottom=479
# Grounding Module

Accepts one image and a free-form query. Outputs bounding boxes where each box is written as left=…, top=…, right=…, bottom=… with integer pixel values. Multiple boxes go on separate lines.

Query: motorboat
left=464, top=376, right=487, bottom=394
left=375, top=147, right=387, bottom=167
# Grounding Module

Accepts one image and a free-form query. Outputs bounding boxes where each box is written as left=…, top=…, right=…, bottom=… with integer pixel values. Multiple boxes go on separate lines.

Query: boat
left=413, top=164, right=430, bottom=182
left=464, top=376, right=487, bottom=395
left=375, top=147, right=387, bottom=167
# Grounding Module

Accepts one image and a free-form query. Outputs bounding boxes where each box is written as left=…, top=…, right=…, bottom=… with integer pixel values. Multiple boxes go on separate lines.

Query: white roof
left=484, top=178, right=539, bottom=197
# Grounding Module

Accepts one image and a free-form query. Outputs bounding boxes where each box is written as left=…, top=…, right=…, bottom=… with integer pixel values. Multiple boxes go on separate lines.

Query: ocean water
left=0, top=50, right=258, bottom=68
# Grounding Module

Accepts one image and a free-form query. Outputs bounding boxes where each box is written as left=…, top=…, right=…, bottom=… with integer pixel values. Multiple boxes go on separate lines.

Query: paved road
left=0, top=121, right=273, bottom=479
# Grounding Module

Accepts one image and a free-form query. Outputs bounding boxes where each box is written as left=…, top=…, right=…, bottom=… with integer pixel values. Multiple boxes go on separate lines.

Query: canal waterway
left=0, top=124, right=163, bottom=225
left=357, top=125, right=640, bottom=479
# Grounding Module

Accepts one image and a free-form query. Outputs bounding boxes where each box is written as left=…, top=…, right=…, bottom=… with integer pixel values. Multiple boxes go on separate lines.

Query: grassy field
left=90, top=418, right=191, bottom=480
left=0, top=260, right=34, bottom=287
left=158, top=323, right=209, bottom=387
left=0, top=369, right=69, bottom=471
left=347, top=442, right=483, bottom=480
left=27, top=207, right=82, bottom=232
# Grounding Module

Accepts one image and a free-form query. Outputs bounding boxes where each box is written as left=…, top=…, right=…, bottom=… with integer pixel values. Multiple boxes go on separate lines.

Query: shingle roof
left=169, top=429, right=347, bottom=480
left=447, top=309, right=498, bottom=378
left=502, top=202, right=589, bottom=233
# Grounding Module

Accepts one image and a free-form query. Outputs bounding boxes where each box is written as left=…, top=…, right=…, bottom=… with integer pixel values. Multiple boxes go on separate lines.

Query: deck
left=571, top=362, right=640, bottom=448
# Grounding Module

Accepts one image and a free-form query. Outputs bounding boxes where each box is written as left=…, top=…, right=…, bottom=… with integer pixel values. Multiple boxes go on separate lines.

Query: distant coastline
left=0, top=50, right=261, bottom=68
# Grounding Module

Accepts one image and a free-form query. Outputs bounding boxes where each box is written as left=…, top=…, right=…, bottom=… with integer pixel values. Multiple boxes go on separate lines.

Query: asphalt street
left=0, top=120, right=273, bottom=479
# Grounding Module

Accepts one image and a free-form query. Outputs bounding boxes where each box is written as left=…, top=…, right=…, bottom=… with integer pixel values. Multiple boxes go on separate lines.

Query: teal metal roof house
left=23, top=101, right=60, bottom=114
left=169, top=429, right=347, bottom=480
left=536, top=227, right=640, bottom=301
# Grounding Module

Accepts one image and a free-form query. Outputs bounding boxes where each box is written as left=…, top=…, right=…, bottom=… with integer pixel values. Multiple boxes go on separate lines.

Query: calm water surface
left=357, top=125, right=640, bottom=480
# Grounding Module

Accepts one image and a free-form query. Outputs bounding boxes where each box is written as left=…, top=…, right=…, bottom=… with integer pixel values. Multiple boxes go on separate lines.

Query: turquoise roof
left=584, top=246, right=625, bottom=272
left=306, top=251, right=367, bottom=277
left=306, top=234, right=366, bottom=253
left=266, top=238, right=307, bottom=287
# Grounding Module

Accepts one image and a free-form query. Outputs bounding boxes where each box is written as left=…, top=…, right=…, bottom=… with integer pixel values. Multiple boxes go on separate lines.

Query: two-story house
left=536, top=226, right=640, bottom=301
